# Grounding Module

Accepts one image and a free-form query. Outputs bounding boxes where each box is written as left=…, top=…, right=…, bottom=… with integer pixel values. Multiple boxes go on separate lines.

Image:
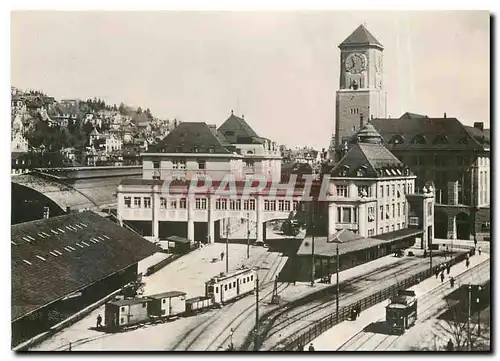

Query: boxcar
left=105, top=297, right=153, bottom=329
left=205, top=267, right=256, bottom=305
left=186, top=296, right=214, bottom=314
left=148, top=291, right=186, bottom=318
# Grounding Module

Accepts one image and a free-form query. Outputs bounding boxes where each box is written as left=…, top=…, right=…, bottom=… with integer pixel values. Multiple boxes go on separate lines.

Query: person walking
left=450, top=276, right=455, bottom=288
left=478, top=246, right=482, bottom=256
left=308, top=343, right=315, bottom=351
left=221, top=252, right=225, bottom=262
left=96, top=314, right=102, bottom=329
left=440, top=272, right=445, bottom=283
left=446, top=264, right=451, bottom=275
left=466, top=258, right=470, bottom=268
left=435, top=267, right=440, bottom=279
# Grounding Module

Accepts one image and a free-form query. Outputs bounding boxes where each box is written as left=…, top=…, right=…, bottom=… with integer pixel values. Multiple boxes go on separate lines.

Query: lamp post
left=468, top=283, right=472, bottom=351
left=254, top=275, right=260, bottom=351
left=310, top=202, right=315, bottom=287
left=226, top=222, right=230, bottom=273
left=247, top=212, right=250, bottom=259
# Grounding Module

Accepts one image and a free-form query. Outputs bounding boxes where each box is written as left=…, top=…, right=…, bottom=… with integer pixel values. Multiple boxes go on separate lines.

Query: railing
left=273, top=251, right=470, bottom=351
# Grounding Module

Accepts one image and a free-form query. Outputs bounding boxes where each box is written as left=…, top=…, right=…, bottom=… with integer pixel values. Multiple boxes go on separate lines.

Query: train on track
left=385, top=289, right=417, bottom=334
left=104, top=266, right=256, bottom=331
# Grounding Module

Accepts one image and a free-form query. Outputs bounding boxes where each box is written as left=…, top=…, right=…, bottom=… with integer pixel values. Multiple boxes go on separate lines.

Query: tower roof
left=339, top=24, right=383, bottom=50
left=357, top=122, right=383, bottom=144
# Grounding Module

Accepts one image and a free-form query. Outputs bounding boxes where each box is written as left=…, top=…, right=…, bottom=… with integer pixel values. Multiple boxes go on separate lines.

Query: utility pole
left=226, top=222, right=230, bottom=273
left=254, top=276, right=260, bottom=351
left=468, top=283, right=472, bottom=351
left=311, top=202, right=315, bottom=287
left=336, top=243, right=340, bottom=324
left=429, top=243, right=433, bottom=273
left=247, top=212, right=250, bottom=259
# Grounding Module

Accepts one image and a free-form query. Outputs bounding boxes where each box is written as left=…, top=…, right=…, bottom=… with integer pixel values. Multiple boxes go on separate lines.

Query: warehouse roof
left=11, top=211, right=160, bottom=321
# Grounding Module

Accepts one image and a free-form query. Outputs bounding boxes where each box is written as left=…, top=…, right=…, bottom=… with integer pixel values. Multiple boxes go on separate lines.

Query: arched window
left=356, top=166, right=367, bottom=177
left=433, top=134, right=449, bottom=145
left=410, top=134, right=427, bottom=144
left=338, top=165, right=349, bottom=176
left=389, top=135, right=405, bottom=145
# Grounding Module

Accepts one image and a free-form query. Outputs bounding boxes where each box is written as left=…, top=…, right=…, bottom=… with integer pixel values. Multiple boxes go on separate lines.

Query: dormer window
left=192, top=147, right=199, bottom=153
left=410, top=135, right=427, bottom=145
left=433, top=134, right=449, bottom=145
left=356, top=166, right=367, bottom=177
left=389, top=135, right=405, bottom=145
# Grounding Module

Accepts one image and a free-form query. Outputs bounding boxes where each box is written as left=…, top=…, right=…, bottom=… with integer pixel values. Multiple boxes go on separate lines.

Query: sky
left=10, top=11, right=490, bottom=149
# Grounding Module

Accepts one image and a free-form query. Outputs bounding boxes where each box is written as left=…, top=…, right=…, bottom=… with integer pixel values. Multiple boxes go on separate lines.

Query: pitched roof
left=11, top=211, right=160, bottom=321
left=218, top=113, right=260, bottom=144
left=147, top=122, right=234, bottom=154
left=369, top=115, right=489, bottom=151
left=339, top=24, right=383, bottom=49
left=331, top=143, right=404, bottom=177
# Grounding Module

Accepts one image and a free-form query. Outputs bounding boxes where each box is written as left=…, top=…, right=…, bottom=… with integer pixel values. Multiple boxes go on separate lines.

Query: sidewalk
left=307, top=252, right=490, bottom=351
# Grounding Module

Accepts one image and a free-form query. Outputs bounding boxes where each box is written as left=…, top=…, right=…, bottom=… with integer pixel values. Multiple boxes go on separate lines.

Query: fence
left=273, top=251, right=470, bottom=351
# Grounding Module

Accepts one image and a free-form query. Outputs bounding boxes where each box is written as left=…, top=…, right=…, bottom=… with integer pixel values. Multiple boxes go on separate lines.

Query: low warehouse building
left=11, top=211, right=160, bottom=348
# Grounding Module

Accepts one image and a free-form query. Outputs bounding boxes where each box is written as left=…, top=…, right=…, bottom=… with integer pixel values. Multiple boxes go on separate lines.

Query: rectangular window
left=358, top=185, right=370, bottom=197
left=230, top=200, right=241, bottom=210
left=143, top=197, right=151, bottom=208
left=224, top=285, right=228, bottom=291
left=216, top=199, right=227, bottom=210
left=402, top=202, right=406, bottom=215
left=124, top=197, right=131, bottom=208
left=380, top=185, right=384, bottom=197
left=337, top=207, right=342, bottom=223
left=268, top=200, right=276, bottom=211
left=336, top=185, right=348, bottom=197
left=243, top=200, right=250, bottom=210
left=386, top=185, right=390, bottom=196
left=133, top=197, right=141, bottom=208
left=342, top=208, right=351, bottom=223
left=397, top=203, right=401, bottom=217
left=292, top=201, right=299, bottom=211
left=196, top=198, right=207, bottom=210
left=391, top=225, right=395, bottom=232
left=284, top=201, right=291, bottom=211
left=392, top=185, right=395, bottom=197
left=153, top=161, right=160, bottom=169
left=173, top=159, right=186, bottom=170
left=386, top=205, right=390, bottom=218
left=249, top=199, right=256, bottom=210
left=264, top=200, right=270, bottom=211
left=278, top=200, right=285, bottom=211
left=160, top=197, right=167, bottom=209
left=392, top=204, right=395, bottom=218
left=379, top=206, right=383, bottom=220
left=170, top=200, right=177, bottom=209
left=428, top=203, right=432, bottom=216
left=179, top=198, right=187, bottom=209
left=197, top=160, right=206, bottom=170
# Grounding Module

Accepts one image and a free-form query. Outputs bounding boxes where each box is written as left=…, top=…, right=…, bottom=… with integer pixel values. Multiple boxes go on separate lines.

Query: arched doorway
left=456, top=212, right=471, bottom=240
left=434, top=210, right=448, bottom=239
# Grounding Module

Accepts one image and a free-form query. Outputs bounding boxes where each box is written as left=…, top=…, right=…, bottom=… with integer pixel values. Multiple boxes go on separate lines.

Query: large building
left=331, top=25, right=490, bottom=242
left=11, top=211, right=159, bottom=347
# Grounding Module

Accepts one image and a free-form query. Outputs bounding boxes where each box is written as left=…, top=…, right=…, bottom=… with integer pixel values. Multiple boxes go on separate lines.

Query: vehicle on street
left=386, top=289, right=417, bottom=334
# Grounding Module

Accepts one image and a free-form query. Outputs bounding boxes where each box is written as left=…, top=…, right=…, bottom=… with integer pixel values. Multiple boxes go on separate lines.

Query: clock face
left=345, top=53, right=366, bottom=74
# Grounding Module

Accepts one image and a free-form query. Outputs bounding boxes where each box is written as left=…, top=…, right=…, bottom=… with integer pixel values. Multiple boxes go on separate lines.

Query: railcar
left=205, top=267, right=256, bottom=306
left=185, top=296, right=214, bottom=315
left=386, top=289, right=418, bottom=334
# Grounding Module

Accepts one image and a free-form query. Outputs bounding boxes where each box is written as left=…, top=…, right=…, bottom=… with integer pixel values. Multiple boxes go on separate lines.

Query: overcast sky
left=11, top=11, right=490, bottom=149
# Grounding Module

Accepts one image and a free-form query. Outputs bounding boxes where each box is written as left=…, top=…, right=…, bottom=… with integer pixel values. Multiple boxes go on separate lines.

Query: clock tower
left=334, top=25, right=387, bottom=154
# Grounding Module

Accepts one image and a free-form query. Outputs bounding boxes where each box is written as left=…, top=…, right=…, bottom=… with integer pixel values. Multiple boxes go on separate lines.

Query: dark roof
left=218, top=113, right=260, bottom=144
left=369, top=115, right=489, bottom=151
left=11, top=211, right=160, bottom=321
left=297, top=229, right=391, bottom=257
left=147, top=122, right=234, bottom=154
left=331, top=142, right=405, bottom=177
left=165, top=235, right=190, bottom=244
left=339, top=24, right=383, bottom=49
left=108, top=297, right=153, bottom=307
left=120, top=179, right=164, bottom=186
left=372, top=228, right=424, bottom=242
left=148, top=291, right=186, bottom=299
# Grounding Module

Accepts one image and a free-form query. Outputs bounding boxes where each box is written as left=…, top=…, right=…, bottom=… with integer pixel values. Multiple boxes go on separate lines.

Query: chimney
left=242, top=114, right=245, bottom=119
left=474, top=122, right=484, bottom=131
left=444, top=112, right=447, bottom=118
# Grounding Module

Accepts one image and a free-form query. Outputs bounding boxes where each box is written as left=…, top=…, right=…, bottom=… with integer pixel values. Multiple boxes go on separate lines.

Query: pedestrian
left=478, top=246, right=482, bottom=256
left=466, top=259, right=470, bottom=268
left=96, top=314, right=102, bottom=329
left=450, top=276, right=455, bottom=288
left=474, top=238, right=478, bottom=248
left=440, top=272, right=445, bottom=283
left=221, top=252, right=225, bottom=261
left=447, top=339, right=454, bottom=351
left=435, top=268, right=439, bottom=279
left=446, top=264, right=450, bottom=275
left=308, top=343, right=315, bottom=351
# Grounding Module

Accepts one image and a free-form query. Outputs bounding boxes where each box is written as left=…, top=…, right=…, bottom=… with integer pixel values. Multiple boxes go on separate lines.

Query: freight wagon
left=148, top=291, right=186, bottom=319
left=105, top=297, right=153, bottom=329
left=185, top=296, right=214, bottom=315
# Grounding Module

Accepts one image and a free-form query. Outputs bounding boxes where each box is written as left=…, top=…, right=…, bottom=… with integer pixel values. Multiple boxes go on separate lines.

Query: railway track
left=337, top=259, right=490, bottom=351
left=170, top=248, right=288, bottom=351
left=258, top=258, right=432, bottom=350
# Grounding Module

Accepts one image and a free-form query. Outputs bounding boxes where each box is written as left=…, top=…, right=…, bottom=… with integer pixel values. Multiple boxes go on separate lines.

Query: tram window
left=120, top=318, right=124, bottom=324
left=121, top=307, right=125, bottom=312
left=225, top=285, right=228, bottom=291
left=233, top=281, right=236, bottom=288
left=251, top=275, right=254, bottom=281
left=162, top=299, right=166, bottom=304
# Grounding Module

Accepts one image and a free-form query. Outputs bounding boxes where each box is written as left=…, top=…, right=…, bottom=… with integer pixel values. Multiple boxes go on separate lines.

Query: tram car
left=205, top=267, right=256, bottom=306
left=386, top=289, right=417, bottom=334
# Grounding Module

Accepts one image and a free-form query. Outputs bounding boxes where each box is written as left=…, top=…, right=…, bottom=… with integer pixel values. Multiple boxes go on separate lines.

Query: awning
left=373, top=228, right=424, bottom=242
